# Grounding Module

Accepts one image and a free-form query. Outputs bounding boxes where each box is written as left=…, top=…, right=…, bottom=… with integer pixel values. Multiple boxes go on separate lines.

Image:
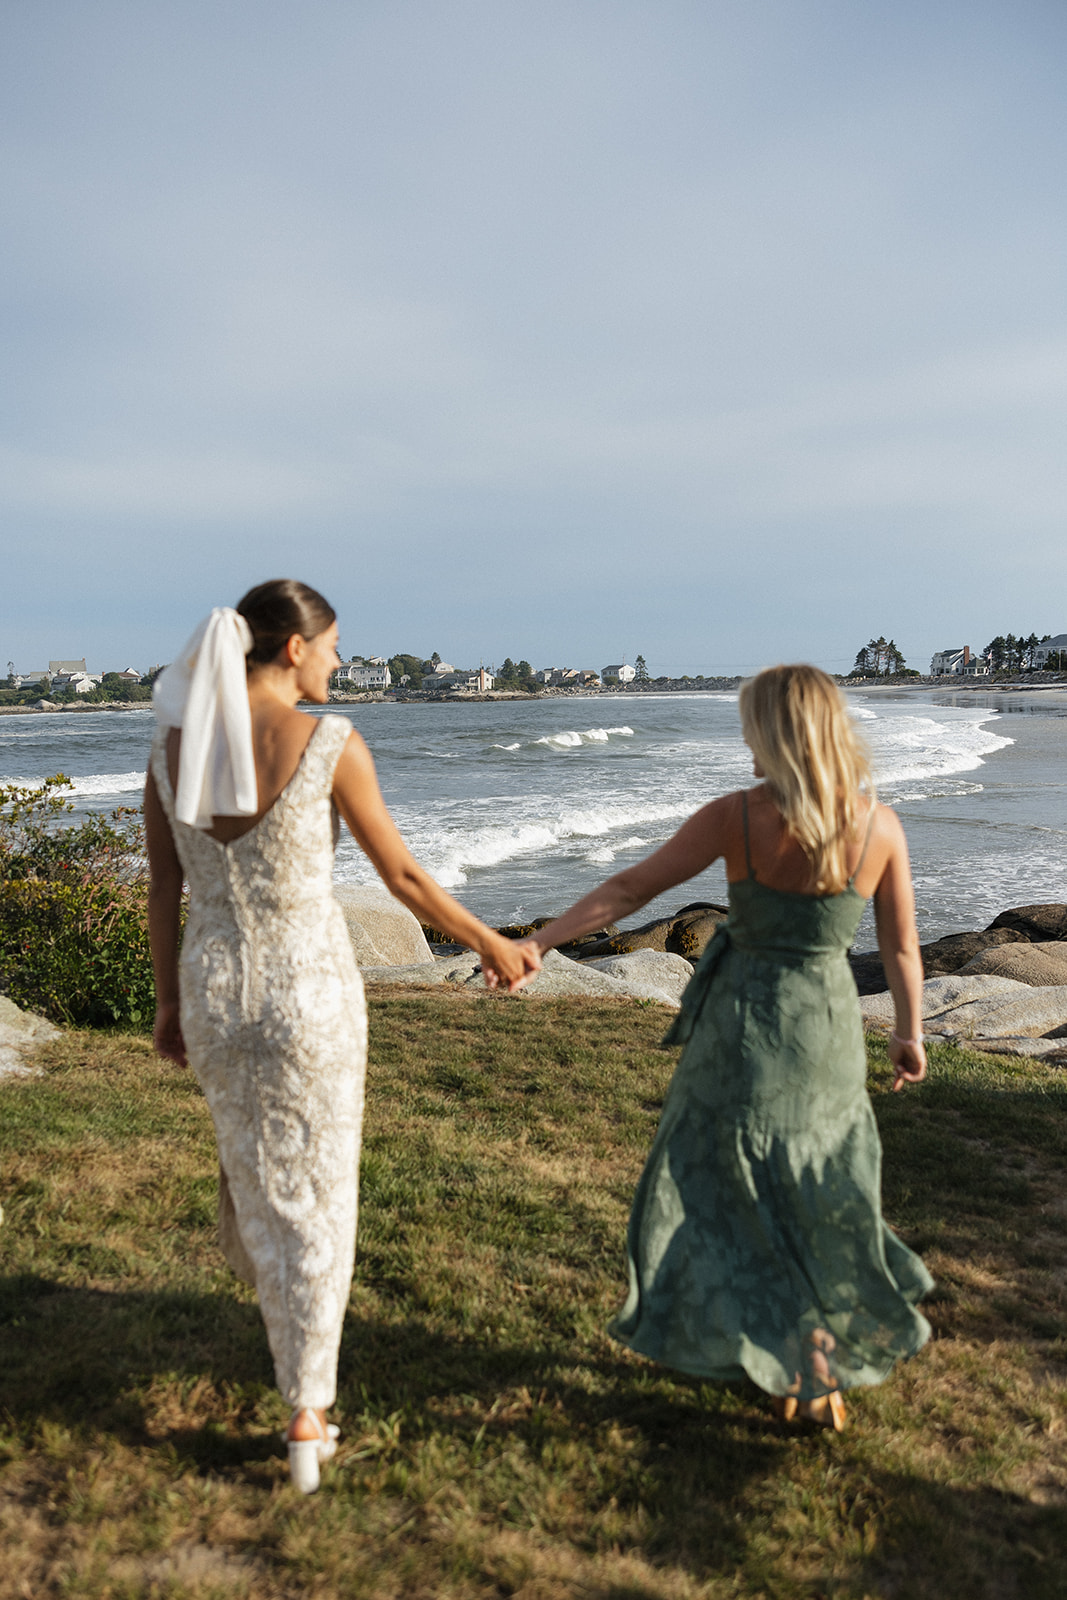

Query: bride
left=145, top=579, right=539, bottom=1491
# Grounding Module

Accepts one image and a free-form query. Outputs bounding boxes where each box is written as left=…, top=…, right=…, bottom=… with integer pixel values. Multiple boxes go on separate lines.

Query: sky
left=2, top=0, right=1066, bottom=678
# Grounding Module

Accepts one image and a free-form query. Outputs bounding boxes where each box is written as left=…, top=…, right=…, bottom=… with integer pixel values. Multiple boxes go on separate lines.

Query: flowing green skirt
left=610, top=910, right=932, bottom=1400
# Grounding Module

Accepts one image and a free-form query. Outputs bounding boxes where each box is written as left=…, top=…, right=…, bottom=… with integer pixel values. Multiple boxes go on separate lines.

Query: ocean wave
left=867, top=713, right=1011, bottom=786
left=336, top=797, right=690, bottom=889
left=0, top=770, right=146, bottom=795
left=531, top=726, right=634, bottom=749
left=69, top=771, right=147, bottom=796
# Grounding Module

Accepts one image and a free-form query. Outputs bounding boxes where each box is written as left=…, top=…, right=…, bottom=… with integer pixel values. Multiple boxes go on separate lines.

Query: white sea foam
left=2, top=770, right=146, bottom=795
left=532, top=726, right=634, bottom=749
left=336, top=797, right=690, bottom=889
left=866, top=712, right=1011, bottom=790
left=69, top=771, right=147, bottom=795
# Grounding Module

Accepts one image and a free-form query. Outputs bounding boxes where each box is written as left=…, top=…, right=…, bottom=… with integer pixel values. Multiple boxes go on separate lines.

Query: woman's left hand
left=888, top=1035, right=926, bottom=1091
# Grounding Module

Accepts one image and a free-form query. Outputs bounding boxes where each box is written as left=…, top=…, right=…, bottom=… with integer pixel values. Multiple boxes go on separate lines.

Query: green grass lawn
left=1, top=991, right=1065, bottom=1599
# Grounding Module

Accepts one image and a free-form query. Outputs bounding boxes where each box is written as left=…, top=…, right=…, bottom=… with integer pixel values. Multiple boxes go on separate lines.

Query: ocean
left=2, top=690, right=1066, bottom=952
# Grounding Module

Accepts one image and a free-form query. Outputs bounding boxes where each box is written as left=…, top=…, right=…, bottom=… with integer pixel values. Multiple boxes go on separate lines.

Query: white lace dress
left=150, top=715, right=367, bottom=1409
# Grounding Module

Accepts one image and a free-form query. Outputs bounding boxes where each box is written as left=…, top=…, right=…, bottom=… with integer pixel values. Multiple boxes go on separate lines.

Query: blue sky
left=3, top=1, right=1066, bottom=676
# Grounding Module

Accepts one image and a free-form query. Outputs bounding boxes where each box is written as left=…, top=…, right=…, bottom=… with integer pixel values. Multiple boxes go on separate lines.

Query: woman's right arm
left=524, top=795, right=731, bottom=956
left=145, top=767, right=188, bottom=1065
left=331, top=732, right=540, bottom=992
left=871, top=807, right=927, bottom=1091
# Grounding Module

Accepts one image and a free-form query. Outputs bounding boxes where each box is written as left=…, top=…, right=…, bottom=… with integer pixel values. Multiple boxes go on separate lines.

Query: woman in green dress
left=522, top=664, right=931, bottom=1430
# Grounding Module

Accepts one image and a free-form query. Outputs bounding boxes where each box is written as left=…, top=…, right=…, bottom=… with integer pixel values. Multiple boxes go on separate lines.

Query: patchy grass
left=1, top=992, right=1066, bottom=1598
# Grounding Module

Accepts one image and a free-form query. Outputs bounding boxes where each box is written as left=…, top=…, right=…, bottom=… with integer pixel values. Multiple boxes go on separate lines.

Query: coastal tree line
left=850, top=637, right=909, bottom=676
left=848, top=630, right=1067, bottom=679
left=1, top=669, right=157, bottom=707
left=984, top=633, right=1055, bottom=670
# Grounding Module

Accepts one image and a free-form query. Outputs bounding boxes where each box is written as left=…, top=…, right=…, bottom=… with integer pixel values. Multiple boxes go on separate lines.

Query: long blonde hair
left=738, top=664, right=874, bottom=894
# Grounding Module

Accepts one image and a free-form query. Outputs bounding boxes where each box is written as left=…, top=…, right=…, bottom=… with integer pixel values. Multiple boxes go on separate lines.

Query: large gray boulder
left=512, top=949, right=676, bottom=1004
left=584, top=949, right=694, bottom=1005
left=360, top=948, right=683, bottom=1006
left=0, top=995, right=60, bottom=1081
left=860, top=974, right=1067, bottom=1040
left=987, top=904, right=1067, bottom=941
left=958, top=941, right=1067, bottom=987
left=333, top=885, right=434, bottom=966
left=360, top=952, right=481, bottom=986
left=926, top=987, right=1067, bottom=1040
left=849, top=928, right=1028, bottom=996
left=860, top=975, right=1029, bottom=1029
left=961, top=1036, right=1067, bottom=1062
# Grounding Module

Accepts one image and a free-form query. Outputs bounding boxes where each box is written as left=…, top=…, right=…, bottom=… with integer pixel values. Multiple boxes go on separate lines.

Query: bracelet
left=891, top=1031, right=924, bottom=1048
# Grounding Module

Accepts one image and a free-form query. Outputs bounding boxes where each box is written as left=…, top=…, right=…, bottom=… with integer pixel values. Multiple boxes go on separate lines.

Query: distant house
left=109, top=667, right=142, bottom=682
left=431, top=661, right=456, bottom=675
left=333, top=660, right=391, bottom=690
left=602, top=663, right=636, bottom=684
left=49, top=658, right=87, bottom=676
left=930, top=647, right=972, bottom=676
left=14, top=670, right=50, bottom=689
left=51, top=672, right=101, bottom=694
left=431, top=668, right=494, bottom=692
left=1034, top=633, right=1067, bottom=668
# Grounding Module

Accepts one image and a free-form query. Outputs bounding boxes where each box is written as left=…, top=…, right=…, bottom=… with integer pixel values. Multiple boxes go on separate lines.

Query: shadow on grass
left=2, top=1274, right=1065, bottom=1595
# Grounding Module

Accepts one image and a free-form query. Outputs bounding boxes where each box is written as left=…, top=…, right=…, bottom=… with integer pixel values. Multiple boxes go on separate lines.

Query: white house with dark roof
left=1035, top=634, right=1067, bottom=668
left=930, top=647, right=974, bottom=676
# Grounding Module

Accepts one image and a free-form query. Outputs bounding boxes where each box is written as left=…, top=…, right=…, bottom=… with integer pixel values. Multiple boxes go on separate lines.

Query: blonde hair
left=738, top=664, right=874, bottom=894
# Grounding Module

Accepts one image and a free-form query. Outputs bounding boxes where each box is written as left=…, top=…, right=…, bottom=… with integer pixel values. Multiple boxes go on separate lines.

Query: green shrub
left=0, top=776, right=155, bottom=1027
left=0, top=876, right=155, bottom=1026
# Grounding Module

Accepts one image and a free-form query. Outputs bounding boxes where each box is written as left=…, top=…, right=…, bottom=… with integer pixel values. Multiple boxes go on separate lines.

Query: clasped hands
left=480, top=934, right=543, bottom=993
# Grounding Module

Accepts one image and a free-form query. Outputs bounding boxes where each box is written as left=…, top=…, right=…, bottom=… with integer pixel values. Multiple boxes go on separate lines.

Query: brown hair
left=235, top=579, right=337, bottom=665
left=738, top=664, right=875, bottom=894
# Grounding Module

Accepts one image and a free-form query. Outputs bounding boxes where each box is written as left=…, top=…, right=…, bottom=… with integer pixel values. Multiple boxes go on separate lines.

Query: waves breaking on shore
left=2, top=693, right=1062, bottom=942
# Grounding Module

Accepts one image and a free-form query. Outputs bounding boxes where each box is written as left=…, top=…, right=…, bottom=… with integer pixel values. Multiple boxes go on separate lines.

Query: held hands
left=479, top=932, right=542, bottom=993
left=888, top=1032, right=926, bottom=1092
left=153, top=1001, right=188, bottom=1067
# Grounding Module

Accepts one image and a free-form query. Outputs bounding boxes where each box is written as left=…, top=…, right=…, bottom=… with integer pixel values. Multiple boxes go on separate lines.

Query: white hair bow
left=153, top=608, right=258, bottom=829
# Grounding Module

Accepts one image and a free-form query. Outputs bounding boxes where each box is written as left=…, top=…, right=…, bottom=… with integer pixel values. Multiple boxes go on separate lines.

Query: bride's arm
left=331, top=731, right=540, bottom=992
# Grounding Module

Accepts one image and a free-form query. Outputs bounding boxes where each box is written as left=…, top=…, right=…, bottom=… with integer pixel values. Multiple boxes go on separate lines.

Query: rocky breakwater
left=340, top=896, right=730, bottom=1008
left=856, top=904, right=1067, bottom=1061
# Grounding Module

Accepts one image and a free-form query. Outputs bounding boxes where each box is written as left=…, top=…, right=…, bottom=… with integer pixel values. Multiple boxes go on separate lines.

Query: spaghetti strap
left=741, top=790, right=756, bottom=880
left=848, top=802, right=877, bottom=889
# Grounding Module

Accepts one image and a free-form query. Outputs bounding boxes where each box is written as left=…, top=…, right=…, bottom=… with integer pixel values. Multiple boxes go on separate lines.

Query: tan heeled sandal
left=798, top=1390, right=847, bottom=1432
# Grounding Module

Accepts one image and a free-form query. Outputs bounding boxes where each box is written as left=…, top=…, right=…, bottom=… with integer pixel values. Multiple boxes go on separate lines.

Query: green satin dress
left=609, top=795, right=932, bottom=1400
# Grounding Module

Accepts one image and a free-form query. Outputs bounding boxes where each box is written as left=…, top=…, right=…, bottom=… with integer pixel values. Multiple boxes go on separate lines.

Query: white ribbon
left=153, top=608, right=258, bottom=828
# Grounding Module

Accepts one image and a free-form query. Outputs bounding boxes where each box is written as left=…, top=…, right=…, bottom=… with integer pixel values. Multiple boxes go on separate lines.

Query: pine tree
left=635, top=654, right=649, bottom=681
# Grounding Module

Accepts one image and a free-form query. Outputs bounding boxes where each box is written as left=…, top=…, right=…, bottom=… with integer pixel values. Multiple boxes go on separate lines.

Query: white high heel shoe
left=286, top=1411, right=339, bottom=1494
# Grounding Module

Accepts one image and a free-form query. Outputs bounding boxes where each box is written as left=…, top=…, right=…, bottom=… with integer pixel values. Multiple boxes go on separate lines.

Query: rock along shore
left=336, top=886, right=1067, bottom=1060
left=4, top=896, right=1067, bottom=1066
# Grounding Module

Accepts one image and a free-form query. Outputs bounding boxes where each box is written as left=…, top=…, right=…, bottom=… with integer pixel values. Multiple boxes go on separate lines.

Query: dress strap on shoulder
left=308, top=714, right=353, bottom=792
left=741, top=790, right=756, bottom=880
left=848, top=801, right=877, bottom=889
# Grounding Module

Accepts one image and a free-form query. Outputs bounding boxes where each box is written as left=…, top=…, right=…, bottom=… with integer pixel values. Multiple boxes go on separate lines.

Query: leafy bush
left=0, top=776, right=155, bottom=1027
